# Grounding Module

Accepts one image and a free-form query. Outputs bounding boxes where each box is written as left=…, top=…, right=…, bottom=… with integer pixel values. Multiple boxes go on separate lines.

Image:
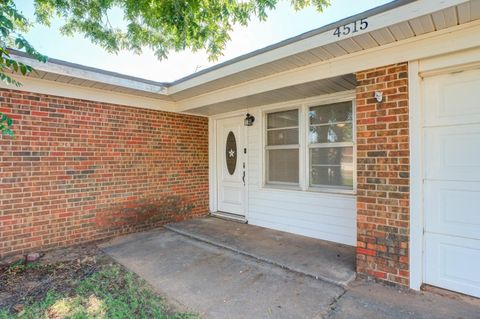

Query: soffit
left=186, top=74, right=356, bottom=116
left=170, top=0, right=479, bottom=100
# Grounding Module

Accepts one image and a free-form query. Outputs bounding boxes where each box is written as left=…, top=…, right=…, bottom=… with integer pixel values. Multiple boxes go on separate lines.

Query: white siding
left=245, top=106, right=357, bottom=246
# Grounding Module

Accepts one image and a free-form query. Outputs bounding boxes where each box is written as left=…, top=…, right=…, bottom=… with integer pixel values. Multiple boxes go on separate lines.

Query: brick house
left=1, top=0, right=480, bottom=298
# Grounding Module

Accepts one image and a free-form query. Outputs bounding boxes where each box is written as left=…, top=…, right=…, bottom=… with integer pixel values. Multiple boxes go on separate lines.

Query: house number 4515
left=333, top=19, right=369, bottom=38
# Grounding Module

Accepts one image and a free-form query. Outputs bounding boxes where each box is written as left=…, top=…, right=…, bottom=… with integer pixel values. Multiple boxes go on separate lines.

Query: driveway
left=101, top=219, right=480, bottom=319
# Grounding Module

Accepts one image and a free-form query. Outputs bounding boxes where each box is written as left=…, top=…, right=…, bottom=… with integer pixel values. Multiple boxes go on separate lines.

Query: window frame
left=264, top=107, right=301, bottom=187
left=307, top=101, right=356, bottom=193
left=262, top=95, right=356, bottom=195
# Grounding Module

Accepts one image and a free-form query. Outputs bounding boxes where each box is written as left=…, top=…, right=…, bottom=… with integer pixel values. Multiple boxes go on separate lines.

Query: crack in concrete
left=315, top=287, right=349, bottom=319
left=165, top=224, right=354, bottom=288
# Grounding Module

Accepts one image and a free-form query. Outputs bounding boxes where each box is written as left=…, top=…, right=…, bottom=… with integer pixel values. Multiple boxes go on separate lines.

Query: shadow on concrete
left=165, top=217, right=356, bottom=286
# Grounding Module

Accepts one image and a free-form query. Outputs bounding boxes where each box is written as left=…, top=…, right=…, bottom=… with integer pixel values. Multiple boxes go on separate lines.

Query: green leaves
left=0, top=0, right=48, bottom=138
left=0, top=0, right=48, bottom=86
left=0, top=47, right=36, bottom=86
left=0, top=0, right=330, bottom=140
left=32, top=0, right=330, bottom=61
left=0, top=112, right=14, bottom=137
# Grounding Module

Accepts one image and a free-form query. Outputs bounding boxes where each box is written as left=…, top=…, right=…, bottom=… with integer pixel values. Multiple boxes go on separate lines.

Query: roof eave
left=10, top=50, right=170, bottom=96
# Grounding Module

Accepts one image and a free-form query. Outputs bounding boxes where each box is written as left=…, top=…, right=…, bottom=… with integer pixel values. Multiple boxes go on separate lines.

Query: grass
left=0, top=265, right=198, bottom=319
left=4, top=259, right=46, bottom=275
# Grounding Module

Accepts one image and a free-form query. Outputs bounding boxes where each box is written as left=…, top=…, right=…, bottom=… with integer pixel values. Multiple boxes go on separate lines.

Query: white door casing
left=216, top=116, right=247, bottom=216
left=422, top=67, right=480, bottom=298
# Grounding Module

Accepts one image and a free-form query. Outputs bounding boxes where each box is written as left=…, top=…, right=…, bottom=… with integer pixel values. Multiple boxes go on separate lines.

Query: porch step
left=165, top=217, right=356, bottom=287
left=210, top=211, right=247, bottom=223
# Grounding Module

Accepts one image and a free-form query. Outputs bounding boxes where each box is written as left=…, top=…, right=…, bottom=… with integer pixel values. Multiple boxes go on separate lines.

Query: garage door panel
left=425, top=181, right=480, bottom=239
left=423, top=66, right=480, bottom=298
left=425, top=125, right=480, bottom=181
left=424, top=68, right=480, bottom=127
left=425, top=233, right=480, bottom=298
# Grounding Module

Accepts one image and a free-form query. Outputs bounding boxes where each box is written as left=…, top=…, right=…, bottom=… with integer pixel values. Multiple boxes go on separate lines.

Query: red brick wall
left=355, top=63, right=410, bottom=286
left=0, top=89, right=209, bottom=259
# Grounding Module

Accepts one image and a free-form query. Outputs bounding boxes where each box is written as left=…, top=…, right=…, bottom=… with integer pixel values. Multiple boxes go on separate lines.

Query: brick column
left=355, top=63, right=410, bottom=286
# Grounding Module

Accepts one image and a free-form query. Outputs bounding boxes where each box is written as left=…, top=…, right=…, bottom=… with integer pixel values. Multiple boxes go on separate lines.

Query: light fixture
left=244, top=113, right=255, bottom=126
left=374, top=91, right=383, bottom=103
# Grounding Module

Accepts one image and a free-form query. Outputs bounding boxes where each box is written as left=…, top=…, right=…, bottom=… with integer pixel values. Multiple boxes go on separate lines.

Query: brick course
left=355, top=63, right=410, bottom=286
left=0, top=89, right=209, bottom=259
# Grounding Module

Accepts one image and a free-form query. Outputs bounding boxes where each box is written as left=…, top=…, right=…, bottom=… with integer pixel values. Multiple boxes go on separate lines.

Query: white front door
left=216, top=116, right=246, bottom=216
left=423, top=67, right=480, bottom=298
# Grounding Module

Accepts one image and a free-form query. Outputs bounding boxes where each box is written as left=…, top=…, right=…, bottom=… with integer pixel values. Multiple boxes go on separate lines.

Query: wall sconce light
left=244, top=113, right=255, bottom=126
left=375, top=91, right=383, bottom=103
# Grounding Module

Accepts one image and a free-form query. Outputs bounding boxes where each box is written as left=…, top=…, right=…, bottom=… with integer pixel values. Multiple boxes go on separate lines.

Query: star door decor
left=226, top=131, right=237, bottom=175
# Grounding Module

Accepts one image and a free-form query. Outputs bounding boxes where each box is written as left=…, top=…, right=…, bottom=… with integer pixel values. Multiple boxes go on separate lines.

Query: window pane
left=310, top=147, right=353, bottom=188
left=310, top=166, right=353, bottom=188
left=267, top=128, right=298, bottom=145
left=309, top=123, right=353, bottom=144
left=267, top=109, right=299, bottom=129
left=309, top=101, right=353, bottom=125
left=267, top=149, right=299, bottom=184
left=311, top=147, right=353, bottom=165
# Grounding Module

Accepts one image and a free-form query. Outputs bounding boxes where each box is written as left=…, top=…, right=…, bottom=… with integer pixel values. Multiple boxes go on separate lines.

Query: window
left=309, top=101, right=354, bottom=190
left=264, top=99, right=355, bottom=193
left=265, top=109, right=299, bottom=185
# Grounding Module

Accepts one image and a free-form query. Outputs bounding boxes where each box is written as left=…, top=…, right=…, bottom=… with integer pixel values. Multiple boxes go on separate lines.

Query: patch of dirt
left=0, top=244, right=113, bottom=313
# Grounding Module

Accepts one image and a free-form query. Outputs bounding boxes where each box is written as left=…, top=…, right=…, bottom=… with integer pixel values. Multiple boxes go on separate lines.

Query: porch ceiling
left=185, top=73, right=356, bottom=116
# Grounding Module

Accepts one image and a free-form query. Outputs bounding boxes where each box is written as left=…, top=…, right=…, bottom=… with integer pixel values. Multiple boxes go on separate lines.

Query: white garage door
left=423, top=67, right=480, bottom=298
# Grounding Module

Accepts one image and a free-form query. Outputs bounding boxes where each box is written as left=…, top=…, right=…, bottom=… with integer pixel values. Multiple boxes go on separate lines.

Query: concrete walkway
left=101, top=218, right=480, bottom=319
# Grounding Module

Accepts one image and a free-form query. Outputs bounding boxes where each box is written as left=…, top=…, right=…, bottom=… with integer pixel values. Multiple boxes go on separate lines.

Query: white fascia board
left=1, top=74, right=175, bottom=112
left=169, top=0, right=469, bottom=94
left=176, top=19, right=480, bottom=112
left=419, top=46, right=480, bottom=75
left=12, top=55, right=169, bottom=96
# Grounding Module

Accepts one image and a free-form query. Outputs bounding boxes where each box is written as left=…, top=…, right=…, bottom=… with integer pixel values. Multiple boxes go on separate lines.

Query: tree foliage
left=1, top=0, right=47, bottom=86
left=0, top=112, right=13, bottom=136
left=0, top=0, right=330, bottom=137
left=33, top=0, right=330, bottom=61
left=0, top=0, right=47, bottom=137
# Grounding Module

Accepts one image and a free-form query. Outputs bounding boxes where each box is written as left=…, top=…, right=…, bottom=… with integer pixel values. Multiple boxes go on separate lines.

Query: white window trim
left=264, top=106, right=301, bottom=187
left=305, top=99, right=357, bottom=194
left=262, top=93, right=356, bottom=195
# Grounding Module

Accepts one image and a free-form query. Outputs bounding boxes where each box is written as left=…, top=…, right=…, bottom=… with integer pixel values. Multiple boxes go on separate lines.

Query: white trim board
left=0, top=75, right=175, bottom=112
left=208, top=117, right=217, bottom=212
left=12, top=54, right=169, bottom=95
left=408, top=59, right=423, bottom=291
left=419, top=46, right=480, bottom=75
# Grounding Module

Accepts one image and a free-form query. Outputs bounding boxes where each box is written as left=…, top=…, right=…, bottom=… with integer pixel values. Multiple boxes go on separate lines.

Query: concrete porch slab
left=100, top=225, right=480, bottom=319
left=101, top=229, right=344, bottom=319
left=165, top=217, right=356, bottom=287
